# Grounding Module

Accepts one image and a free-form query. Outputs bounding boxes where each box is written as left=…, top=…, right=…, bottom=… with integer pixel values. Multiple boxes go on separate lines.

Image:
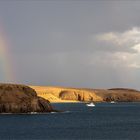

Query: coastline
left=50, top=100, right=79, bottom=103
left=30, top=85, right=140, bottom=103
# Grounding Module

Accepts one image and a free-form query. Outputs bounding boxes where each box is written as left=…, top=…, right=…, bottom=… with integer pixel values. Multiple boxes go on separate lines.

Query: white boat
left=86, top=102, right=95, bottom=107
left=30, top=112, right=37, bottom=114
left=110, top=101, right=115, bottom=104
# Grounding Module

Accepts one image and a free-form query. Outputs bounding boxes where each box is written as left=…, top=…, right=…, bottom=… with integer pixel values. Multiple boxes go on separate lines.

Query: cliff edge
left=31, top=86, right=140, bottom=102
left=0, top=84, right=53, bottom=113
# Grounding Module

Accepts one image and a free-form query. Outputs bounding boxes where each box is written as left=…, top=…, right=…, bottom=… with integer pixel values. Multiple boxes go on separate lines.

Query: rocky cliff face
left=59, top=90, right=102, bottom=101
left=0, top=84, right=53, bottom=113
left=59, top=88, right=140, bottom=102
left=31, top=86, right=140, bottom=102
left=94, top=88, right=140, bottom=102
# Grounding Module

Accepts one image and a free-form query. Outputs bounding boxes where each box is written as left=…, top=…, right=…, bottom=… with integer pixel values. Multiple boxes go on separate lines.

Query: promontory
left=0, top=84, right=54, bottom=113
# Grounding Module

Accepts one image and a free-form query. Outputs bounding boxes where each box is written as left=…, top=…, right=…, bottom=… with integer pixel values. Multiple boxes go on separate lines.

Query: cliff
left=30, top=86, right=140, bottom=102
left=93, top=88, right=140, bottom=102
left=0, top=84, right=53, bottom=113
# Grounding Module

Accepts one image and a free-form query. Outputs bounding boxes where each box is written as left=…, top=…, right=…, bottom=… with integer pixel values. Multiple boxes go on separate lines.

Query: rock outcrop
left=0, top=84, right=53, bottom=113
left=94, top=88, right=140, bottom=102
left=59, top=90, right=102, bottom=101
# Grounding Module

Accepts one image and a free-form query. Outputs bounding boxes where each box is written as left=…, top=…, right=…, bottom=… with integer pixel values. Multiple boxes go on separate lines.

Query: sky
left=0, top=1, right=140, bottom=89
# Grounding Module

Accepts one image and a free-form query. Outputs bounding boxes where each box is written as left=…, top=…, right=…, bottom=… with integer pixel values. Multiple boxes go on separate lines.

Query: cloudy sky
left=0, top=1, right=140, bottom=89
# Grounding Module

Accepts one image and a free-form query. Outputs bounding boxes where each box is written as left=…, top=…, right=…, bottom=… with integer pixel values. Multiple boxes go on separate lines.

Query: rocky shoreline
left=0, top=84, right=55, bottom=114
left=1, top=83, right=140, bottom=114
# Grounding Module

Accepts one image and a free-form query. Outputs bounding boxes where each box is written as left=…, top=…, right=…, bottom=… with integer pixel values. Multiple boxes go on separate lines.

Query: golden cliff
left=30, top=86, right=140, bottom=103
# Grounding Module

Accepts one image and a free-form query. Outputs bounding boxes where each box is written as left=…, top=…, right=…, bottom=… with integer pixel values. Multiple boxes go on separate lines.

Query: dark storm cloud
left=1, top=1, right=140, bottom=54
left=1, top=1, right=140, bottom=89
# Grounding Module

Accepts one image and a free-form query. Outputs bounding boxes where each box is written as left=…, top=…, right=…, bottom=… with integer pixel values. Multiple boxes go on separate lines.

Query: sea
left=0, top=102, right=140, bottom=140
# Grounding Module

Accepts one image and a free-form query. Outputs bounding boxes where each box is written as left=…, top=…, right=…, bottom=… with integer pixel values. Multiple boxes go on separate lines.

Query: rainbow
left=0, top=23, right=15, bottom=83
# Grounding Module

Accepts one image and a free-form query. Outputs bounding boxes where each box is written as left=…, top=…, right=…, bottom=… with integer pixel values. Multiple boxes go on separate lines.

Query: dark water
left=0, top=103, right=140, bottom=140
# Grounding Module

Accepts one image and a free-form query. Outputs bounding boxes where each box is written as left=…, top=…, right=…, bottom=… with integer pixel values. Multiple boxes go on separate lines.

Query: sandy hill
left=30, top=86, right=101, bottom=102
left=30, top=86, right=140, bottom=103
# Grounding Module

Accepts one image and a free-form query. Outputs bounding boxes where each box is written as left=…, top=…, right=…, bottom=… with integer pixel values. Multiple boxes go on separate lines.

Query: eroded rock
left=0, top=84, right=54, bottom=113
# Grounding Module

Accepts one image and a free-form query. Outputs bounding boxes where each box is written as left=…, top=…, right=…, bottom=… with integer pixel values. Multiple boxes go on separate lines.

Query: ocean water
left=0, top=103, right=140, bottom=140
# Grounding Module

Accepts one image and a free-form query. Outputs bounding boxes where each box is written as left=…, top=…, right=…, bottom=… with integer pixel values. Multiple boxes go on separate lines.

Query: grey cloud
left=1, top=1, right=140, bottom=89
left=90, top=27, right=140, bottom=54
left=13, top=52, right=123, bottom=88
left=3, top=1, right=140, bottom=54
